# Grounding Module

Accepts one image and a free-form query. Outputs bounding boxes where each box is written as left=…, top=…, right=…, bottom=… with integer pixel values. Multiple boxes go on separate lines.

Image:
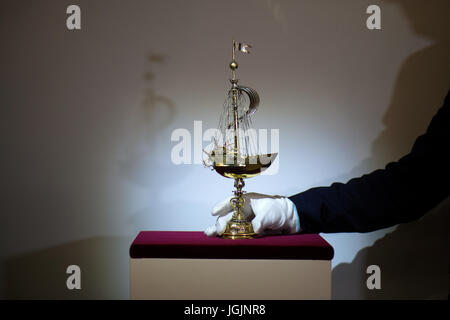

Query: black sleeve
left=289, top=90, right=450, bottom=233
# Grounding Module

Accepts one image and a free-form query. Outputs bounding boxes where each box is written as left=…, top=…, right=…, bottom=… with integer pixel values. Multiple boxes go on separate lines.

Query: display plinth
left=129, top=231, right=334, bottom=300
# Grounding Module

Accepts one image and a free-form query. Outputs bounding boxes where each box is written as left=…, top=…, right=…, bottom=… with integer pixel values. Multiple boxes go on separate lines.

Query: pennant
left=234, top=42, right=252, bottom=54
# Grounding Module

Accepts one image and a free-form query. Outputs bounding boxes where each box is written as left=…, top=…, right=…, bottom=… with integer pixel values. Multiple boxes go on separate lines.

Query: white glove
left=204, top=192, right=300, bottom=237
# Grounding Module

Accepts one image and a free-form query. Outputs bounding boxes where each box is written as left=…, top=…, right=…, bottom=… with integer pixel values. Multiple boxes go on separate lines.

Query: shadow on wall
left=3, top=53, right=178, bottom=300
left=118, top=53, right=191, bottom=231
left=5, top=237, right=131, bottom=299
left=119, top=52, right=176, bottom=189
left=332, top=0, right=450, bottom=299
left=333, top=198, right=450, bottom=299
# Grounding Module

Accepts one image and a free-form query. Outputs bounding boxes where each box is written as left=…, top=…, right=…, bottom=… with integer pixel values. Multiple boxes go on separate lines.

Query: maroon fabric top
left=130, top=231, right=334, bottom=260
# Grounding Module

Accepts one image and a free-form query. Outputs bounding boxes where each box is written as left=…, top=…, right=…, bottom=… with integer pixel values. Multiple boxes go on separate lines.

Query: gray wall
left=1, top=0, right=449, bottom=299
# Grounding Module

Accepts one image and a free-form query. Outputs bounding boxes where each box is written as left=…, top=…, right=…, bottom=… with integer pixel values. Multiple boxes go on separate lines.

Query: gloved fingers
left=210, top=194, right=300, bottom=236
left=245, top=192, right=283, bottom=200
left=211, top=196, right=233, bottom=217
left=215, top=211, right=234, bottom=235
left=204, top=211, right=234, bottom=237
left=213, top=193, right=273, bottom=219
left=251, top=214, right=264, bottom=234
left=204, top=225, right=218, bottom=237
left=250, top=198, right=278, bottom=234
left=285, top=199, right=301, bottom=233
left=242, top=192, right=279, bottom=221
left=250, top=197, right=299, bottom=234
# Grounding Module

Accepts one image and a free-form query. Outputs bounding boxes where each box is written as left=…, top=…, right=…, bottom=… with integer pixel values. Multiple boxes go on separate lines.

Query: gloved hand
left=204, top=192, right=301, bottom=237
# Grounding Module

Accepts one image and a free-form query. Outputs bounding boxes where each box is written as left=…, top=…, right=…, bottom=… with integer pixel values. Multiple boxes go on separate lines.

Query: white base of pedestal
left=130, top=258, right=331, bottom=300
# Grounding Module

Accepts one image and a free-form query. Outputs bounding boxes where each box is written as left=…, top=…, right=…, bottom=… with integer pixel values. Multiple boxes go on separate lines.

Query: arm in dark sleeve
left=289, top=90, right=450, bottom=233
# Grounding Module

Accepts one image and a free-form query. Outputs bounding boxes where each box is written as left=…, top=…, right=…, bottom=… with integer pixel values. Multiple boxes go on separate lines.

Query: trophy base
left=221, top=220, right=257, bottom=239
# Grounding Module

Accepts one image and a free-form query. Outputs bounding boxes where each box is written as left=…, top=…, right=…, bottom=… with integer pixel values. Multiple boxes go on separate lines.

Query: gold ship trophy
left=204, top=40, right=277, bottom=239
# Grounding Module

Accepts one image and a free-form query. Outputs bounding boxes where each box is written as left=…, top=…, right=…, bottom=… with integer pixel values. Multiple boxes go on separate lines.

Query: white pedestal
left=130, top=258, right=331, bottom=300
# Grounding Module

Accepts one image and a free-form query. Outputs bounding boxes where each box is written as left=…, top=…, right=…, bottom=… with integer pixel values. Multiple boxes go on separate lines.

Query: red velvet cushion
left=130, top=231, right=334, bottom=260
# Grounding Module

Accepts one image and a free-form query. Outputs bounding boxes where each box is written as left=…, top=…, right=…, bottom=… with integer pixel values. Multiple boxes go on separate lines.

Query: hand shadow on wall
left=333, top=198, right=450, bottom=299
left=332, top=0, right=450, bottom=299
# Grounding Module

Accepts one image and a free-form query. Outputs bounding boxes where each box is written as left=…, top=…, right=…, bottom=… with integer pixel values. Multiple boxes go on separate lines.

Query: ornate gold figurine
left=204, top=40, right=278, bottom=239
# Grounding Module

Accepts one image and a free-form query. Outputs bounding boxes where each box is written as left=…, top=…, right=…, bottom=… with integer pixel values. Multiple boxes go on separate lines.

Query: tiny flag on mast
left=234, top=42, right=252, bottom=54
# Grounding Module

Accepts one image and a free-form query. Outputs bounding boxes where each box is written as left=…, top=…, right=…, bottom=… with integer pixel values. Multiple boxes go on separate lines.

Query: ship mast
left=230, top=39, right=239, bottom=157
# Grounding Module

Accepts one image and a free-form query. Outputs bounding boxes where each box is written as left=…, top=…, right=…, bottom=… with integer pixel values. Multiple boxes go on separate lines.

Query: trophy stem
left=221, top=177, right=257, bottom=239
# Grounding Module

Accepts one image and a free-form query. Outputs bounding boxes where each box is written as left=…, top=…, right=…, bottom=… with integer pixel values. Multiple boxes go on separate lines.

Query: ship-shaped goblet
left=204, top=40, right=277, bottom=239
